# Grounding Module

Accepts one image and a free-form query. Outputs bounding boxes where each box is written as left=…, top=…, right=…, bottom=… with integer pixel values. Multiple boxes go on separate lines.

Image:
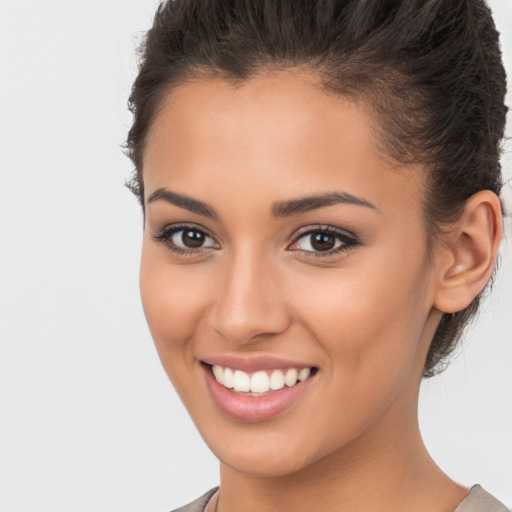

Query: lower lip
left=203, top=365, right=313, bottom=422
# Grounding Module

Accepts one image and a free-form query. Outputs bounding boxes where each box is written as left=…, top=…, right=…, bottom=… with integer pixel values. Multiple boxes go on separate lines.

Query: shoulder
left=171, top=485, right=510, bottom=512
left=171, top=488, right=219, bottom=512
left=453, top=485, right=510, bottom=512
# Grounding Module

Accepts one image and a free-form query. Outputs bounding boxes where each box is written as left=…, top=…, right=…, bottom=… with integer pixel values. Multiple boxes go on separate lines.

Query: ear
left=433, top=190, right=503, bottom=314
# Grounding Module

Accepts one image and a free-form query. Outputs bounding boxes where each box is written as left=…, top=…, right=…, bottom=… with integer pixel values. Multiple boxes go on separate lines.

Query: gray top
left=453, top=485, right=510, bottom=512
left=172, top=488, right=218, bottom=512
left=172, top=485, right=509, bottom=512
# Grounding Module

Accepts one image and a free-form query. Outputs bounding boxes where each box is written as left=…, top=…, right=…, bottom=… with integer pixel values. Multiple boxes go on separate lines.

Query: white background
left=0, top=1, right=511, bottom=511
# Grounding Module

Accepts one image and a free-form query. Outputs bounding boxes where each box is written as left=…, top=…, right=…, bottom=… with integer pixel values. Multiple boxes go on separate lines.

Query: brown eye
left=169, top=228, right=216, bottom=250
left=310, top=232, right=336, bottom=251
left=181, top=229, right=205, bottom=248
left=294, top=230, right=342, bottom=252
left=289, top=227, right=358, bottom=256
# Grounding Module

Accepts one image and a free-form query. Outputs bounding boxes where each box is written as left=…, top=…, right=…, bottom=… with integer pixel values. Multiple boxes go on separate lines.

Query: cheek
left=281, top=263, right=431, bottom=452
left=139, top=243, right=212, bottom=373
left=293, top=249, right=432, bottom=394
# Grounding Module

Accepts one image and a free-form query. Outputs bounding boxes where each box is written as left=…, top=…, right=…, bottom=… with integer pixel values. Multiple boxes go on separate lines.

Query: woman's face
left=140, top=72, right=443, bottom=477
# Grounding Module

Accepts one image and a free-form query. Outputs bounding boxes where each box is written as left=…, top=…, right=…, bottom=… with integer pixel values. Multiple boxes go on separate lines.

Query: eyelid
left=290, top=224, right=357, bottom=240
left=152, top=222, right=360, bottom=257
left=152, top=222, right=220, bottom=253
left=287, top=225, right=360, bottom=255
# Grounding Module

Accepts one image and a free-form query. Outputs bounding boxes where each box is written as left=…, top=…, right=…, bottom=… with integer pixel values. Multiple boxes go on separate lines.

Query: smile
left=202, top=362, right=317, bottom=422
left=211, top=365, right=312, bottom=395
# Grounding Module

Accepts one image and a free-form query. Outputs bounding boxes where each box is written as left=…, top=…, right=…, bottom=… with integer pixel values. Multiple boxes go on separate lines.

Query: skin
left=139, top=71, right=502, bottom=511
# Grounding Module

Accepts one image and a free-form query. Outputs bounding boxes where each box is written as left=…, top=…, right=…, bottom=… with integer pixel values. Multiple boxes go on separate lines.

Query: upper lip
left=201, top=354, right=316, bottom=373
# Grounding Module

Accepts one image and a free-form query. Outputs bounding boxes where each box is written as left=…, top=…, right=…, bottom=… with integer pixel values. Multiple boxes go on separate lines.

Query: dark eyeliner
left=289, top=225, right=361, bottom=257
left=152, top=223, right=217, bottom=255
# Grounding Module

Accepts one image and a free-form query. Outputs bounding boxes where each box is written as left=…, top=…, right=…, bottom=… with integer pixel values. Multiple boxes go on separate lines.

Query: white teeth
left=298, top=368, right=310, bottom=381
left=285, top=368, right=299, bottom=387
left=223, top=367, right=234, bottom=388
left=211, top=364, right=313, bottom=393
left=250, top=371, right=270, bottom=393
left=233, top=370, right=251, bottom=392
left=212, top=365, right=224, bottom=382
left=269, top=369, right=285, bottom=390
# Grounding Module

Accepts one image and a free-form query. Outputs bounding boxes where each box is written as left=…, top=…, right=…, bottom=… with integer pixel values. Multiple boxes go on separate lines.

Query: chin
left=199, top=422, right=329, bottom=478
left=219, top=448, right=315, bottom=478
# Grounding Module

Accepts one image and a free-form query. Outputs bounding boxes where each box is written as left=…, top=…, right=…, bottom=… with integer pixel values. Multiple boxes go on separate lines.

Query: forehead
left=143, top=71, right=423, bottom=215
left=145, top=70, right=374, bottom=168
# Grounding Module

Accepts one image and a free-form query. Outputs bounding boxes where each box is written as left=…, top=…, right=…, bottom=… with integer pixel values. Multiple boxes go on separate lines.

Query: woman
left=126, top=0, right=509, bottom=510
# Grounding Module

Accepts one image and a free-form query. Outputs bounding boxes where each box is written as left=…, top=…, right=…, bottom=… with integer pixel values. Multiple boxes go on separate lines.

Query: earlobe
left=433, top=190, right=502, bottom=314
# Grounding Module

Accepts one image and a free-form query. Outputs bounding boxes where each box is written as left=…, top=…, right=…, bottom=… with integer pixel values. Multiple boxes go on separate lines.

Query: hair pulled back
left=126, top=0, right=507, bottom=377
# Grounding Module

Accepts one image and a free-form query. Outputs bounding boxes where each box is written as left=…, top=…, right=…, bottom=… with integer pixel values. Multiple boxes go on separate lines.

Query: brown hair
left=126, top=0, right=507, bottom=377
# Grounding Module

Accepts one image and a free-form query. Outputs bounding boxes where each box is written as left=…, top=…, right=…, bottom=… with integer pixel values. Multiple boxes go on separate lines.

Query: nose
left=209, top=248, right=291, bottom=345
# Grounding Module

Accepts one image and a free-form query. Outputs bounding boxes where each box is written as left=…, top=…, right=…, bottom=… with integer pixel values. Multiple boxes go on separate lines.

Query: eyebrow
left=147, top=188, right=378, bottom=219
left=147, top=188, right=218, bottom=219
left=272, top=192, right=379, bottom=217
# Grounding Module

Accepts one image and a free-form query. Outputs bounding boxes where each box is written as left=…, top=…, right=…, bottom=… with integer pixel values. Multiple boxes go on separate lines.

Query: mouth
left=201, top=361, right=318, bottom=422
left=206, top=363, right=316, bottom=395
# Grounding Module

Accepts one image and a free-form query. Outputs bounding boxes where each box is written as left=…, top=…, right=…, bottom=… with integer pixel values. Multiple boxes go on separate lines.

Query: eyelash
left=288, top=226, right=360, bottom=258
left=152, top=224, right=360, bottom=257
left=152, top=224, right=217, bottom=256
